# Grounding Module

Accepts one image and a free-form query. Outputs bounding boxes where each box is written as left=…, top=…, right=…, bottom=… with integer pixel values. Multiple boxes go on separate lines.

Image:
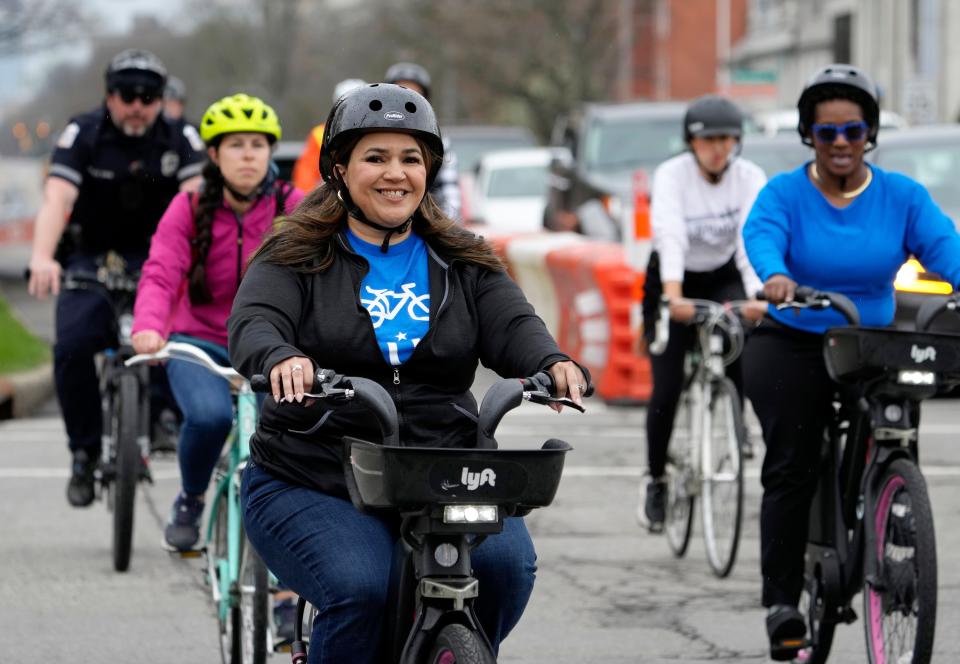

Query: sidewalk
left=0, top=238, right=55, bottom=420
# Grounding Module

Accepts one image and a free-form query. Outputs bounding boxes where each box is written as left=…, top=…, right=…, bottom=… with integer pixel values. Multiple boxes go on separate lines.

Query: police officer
left=27, top=49, right=205, bottom=507
left=384, top=61, right=462, bottom=222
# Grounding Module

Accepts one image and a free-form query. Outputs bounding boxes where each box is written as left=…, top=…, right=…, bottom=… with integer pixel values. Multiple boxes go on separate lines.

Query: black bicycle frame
left=804, top=389, right=922, bottom=622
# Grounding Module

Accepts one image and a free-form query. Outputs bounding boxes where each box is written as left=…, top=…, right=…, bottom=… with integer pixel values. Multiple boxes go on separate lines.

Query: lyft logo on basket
left=462, top=467, right=496, bottom=491
left=910, top=345, right=937, bottom=363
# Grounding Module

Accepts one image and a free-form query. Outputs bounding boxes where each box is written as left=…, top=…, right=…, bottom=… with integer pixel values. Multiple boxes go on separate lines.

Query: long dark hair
left=253, top=136, right=504, bottom=273
left=186, top=160, right=224, bottom=305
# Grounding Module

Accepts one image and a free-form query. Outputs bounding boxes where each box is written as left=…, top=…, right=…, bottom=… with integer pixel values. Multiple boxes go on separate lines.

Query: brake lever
left=523, top=392, right=586, bottom=413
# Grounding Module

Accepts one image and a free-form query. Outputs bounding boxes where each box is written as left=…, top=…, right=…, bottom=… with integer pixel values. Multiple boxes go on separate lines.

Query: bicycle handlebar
left=250, top=367, right=593, bottom=450
left=915, top=293, right=960, bottom=332
left=776, top=286, right=861, bottom=326
left=648, top=296, right=754, bottom=358
left=125, top=341, right=244, bottom=387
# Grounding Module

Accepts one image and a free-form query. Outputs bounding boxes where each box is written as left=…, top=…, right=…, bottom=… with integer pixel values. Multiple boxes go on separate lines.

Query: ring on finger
left=292, top=364, right=304, bottom=372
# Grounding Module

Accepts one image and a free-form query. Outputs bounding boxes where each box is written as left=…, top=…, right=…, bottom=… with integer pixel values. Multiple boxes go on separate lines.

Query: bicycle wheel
left=112, top=372, right=140, bottom=572
left=665, top=390, right=695, bottom=557
left=238, top=542, right=269, bottom=664
left=426, top=623, right=495, bottom=664
left=700, top=377, right=744, bottom=578
left=863, top=459, right=937, bottom=664
left=797, top=566, right=837, bottom=664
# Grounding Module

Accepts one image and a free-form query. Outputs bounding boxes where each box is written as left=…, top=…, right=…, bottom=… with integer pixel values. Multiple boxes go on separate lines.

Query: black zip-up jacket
left=228, top=232, right=582, bottom=497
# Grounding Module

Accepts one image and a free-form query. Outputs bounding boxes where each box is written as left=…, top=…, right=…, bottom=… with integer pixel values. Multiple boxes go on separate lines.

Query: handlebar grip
left=528, top=371, right=595, bottom=397
left=916, top=295, right=959, bottom=332
left=250, top=374, right=271, bottom=393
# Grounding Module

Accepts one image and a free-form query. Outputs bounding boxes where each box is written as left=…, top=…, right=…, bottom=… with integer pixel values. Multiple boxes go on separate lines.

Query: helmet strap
left=335, top=186, right=414, bottom=253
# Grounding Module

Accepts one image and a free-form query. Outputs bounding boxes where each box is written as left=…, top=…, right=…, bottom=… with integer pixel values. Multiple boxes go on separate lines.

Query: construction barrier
left=470, top=225, right=651, bottom=404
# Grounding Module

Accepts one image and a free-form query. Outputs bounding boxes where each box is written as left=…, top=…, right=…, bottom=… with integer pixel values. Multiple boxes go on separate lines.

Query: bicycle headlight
left=443, top=505, right=498, bottom=524
left=897, top=370, right=935, bottom=386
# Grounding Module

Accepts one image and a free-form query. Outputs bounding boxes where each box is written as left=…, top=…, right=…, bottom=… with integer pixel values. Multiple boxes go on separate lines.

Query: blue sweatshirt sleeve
left=742, top=175, right=793, bottom=282
left=903, top=178, right=960, bottom=288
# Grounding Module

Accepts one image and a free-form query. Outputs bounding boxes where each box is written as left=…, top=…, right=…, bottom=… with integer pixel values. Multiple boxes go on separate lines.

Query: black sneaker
left=66, top=449, right=98, bottom=507
left=162, top=493, right=204, bottom=552
left=766, top=604, right=806, bottom=661
left=636, top=477, right=667, bottom=533
left=150, top=408, right=180, bottom=454
left=274, top=597, right=297, bottom=646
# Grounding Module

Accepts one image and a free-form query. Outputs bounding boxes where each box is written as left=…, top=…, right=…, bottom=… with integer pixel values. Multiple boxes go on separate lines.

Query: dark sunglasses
left=811, top=121, right=869, bottom=143
left=115, top=89, right=160, bottom=105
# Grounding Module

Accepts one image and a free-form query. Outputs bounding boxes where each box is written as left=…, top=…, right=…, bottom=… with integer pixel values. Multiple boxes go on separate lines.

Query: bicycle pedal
left=769, top=639, right=807, bottom=662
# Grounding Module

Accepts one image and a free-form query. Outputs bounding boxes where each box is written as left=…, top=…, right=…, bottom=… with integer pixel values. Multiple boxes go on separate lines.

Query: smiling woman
left=227, top=82, right=590, bottom=663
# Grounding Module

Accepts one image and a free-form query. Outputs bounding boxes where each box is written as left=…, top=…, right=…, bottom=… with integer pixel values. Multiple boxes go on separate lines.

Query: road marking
left=560, top=465, right=960, bottom=479
left=4, top=465, right=960, bottom=480
left=0, top=468, right=181, bottom=480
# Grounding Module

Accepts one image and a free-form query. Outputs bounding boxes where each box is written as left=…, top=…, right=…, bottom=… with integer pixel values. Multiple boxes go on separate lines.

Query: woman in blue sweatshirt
left=742, top=64, right=960, bottom=660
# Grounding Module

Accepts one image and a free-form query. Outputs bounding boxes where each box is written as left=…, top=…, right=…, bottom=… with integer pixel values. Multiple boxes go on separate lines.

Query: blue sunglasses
left=811, top=121, right=869, bottom=143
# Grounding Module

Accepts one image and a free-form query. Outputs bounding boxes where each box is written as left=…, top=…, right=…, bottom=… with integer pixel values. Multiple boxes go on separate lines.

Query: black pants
left=644, top=257, right=746, bottom=479
left=742, top=321, right=835, bottom=607
left=54, top=253, right=172, bottom=454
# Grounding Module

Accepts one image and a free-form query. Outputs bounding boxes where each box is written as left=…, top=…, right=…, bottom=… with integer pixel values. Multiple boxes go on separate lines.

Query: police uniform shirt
left=49, top=105, right=205, bottom=255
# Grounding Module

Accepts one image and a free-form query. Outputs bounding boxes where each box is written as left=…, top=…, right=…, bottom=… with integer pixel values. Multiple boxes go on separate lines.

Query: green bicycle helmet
left=200, top=93, right=282, bottom=145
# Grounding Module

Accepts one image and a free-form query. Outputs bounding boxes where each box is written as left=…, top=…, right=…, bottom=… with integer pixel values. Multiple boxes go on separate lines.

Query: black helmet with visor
left=105, top=49, right=167, bottom=96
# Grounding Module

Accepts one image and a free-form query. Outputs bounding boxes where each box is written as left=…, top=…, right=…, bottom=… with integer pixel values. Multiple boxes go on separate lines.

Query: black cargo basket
left=823, top=326, right=960, bottom=384
left=343, top=438, right=571, bottom=510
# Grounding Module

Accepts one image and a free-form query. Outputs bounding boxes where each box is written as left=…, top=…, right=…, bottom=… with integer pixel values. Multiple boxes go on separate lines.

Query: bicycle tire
left=797, top=567, right=837, bottom=664
left=112, top=372, right=139, bottom=572
left=239, top=542, right=269, bottom=664
left=665, top=391, right=695, bottom=557
left=212, top=495, right=238, bottom=664
left=426, top=623, right=495, bottom=664
left=863, top=459, right=937, bottom=664
left=700, top=377, right=744, bottom=578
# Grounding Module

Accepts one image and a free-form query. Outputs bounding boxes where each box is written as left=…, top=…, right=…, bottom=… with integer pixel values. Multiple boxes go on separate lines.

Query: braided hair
left=186, top=160, right=224, bottom=305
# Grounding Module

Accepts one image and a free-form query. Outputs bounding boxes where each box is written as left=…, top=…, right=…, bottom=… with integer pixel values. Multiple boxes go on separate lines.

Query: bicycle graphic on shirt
left=361, top=282, right=430, bottom=329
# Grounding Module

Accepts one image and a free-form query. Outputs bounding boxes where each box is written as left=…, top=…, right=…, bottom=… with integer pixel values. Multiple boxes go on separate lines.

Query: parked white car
left=471, top=148, right=557, bottom=232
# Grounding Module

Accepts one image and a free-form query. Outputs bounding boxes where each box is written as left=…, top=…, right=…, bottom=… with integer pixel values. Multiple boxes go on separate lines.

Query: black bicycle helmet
left=683, top=95, right=744, bottom=142
left=105, top=49, right=167, bottom=93
left=384, top=62, right=432, bottom=99
left=320, top=83, right=444, bottom=186
left=797, top=64, right=879, bottom=146
left=320, top=83, right=444, bottom=252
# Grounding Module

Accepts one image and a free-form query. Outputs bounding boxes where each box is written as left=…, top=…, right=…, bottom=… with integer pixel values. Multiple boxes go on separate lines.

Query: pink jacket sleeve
left=132, top=192, right=196, bottom=337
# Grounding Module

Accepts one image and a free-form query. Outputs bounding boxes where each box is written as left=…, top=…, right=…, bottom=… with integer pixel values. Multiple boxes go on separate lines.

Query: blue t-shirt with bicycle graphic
left=347, top=228, right=430, bottom=366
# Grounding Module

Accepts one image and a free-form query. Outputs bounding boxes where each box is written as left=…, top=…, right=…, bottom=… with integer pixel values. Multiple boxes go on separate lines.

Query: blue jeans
left=164, top=335, right=234, bottom=496
left=241, top=460, right=537, bottom=664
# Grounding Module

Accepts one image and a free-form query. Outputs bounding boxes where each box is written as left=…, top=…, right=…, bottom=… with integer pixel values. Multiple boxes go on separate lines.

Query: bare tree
left=0, top=0, right=89, bottom=55
left=378, top=0, right=622, bottom=140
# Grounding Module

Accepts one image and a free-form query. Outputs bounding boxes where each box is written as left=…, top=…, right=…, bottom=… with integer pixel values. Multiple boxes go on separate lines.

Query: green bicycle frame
left=206, top=381, right=257, bottom=621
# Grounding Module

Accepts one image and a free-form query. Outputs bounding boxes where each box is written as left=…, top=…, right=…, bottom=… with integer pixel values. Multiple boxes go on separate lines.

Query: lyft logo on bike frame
left=910, top=345, right=937, bottom=363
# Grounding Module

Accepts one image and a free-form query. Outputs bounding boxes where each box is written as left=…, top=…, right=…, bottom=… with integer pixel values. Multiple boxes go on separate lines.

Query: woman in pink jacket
left=131, top=94, right=304, bottom=551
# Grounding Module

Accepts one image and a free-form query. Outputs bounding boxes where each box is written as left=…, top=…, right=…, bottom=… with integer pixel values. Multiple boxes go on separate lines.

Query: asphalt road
left=3, top=391, right=960, bottom=663
left=2, top=275, right=959, bottom=662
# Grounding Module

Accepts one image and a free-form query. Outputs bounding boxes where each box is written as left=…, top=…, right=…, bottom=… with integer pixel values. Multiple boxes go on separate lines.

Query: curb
left=0, top=362, right=54, bottom=420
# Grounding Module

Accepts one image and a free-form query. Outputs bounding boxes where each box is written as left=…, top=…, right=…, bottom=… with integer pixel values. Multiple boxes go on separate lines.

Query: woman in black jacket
left=228, top=83, right=588, bottom=663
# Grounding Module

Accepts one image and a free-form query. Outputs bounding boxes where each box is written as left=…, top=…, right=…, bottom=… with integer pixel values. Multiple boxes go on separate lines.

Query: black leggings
left=742, top=322, right=835, bottom=607
left=644, top=258, right=746, bottom=479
